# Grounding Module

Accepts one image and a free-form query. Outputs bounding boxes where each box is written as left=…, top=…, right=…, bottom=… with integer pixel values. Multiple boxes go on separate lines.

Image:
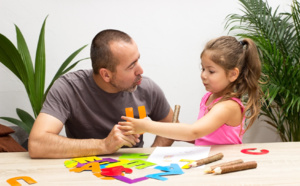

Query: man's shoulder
left=60, top=69, right=92, bottom=81
left=51, top=69, right=93, bottom=92
left=137, top=76, right=164, bottom=96
left=140, top=76, right=157, bottom=88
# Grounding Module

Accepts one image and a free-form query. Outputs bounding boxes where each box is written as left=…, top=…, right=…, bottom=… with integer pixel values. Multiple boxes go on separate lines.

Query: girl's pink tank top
left=194, top=92, right=245, bottom=146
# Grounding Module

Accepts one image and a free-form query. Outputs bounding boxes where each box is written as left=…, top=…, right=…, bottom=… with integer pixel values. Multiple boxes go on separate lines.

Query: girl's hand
left=118, top=116, right=148, bottom=135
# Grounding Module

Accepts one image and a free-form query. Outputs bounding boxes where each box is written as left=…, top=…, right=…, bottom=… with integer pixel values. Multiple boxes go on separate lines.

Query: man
left=28, top=29, right=174, bottom=158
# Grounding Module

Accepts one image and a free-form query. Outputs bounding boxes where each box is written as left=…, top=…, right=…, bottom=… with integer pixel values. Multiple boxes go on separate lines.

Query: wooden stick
left=172, top=105, right=181, bottom=123
left=189, top=153, right=224, bottom=167
left=204, top=159, right=244, bottom=173
left=213, top=161, right=257, bottom=174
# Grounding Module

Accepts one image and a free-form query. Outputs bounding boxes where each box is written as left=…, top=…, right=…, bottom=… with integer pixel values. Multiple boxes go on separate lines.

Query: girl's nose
left=201, top=72, right=206, bottom=79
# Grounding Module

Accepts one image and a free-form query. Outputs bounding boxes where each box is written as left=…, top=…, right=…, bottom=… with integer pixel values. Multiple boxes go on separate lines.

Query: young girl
left=118, top=36, right=262, bottom=145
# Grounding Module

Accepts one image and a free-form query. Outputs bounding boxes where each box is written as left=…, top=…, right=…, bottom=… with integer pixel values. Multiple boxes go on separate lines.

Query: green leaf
left=0, top=117, right=31, bottom=134
left=15, top=25, right=37, bottom=115
left=51, top=45, right=88, bottom=82
left=62, top=58, right=89, bottom=74
left=0, top=34, right=23, bottom=80
left=34, top=16, right=48, bottom=115
left=16, top=108, right=35, bottom=130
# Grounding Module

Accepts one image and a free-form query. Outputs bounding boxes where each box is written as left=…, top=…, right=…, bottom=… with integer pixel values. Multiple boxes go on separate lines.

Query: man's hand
left=29, top=113, right=140, bottom=158
left=103, top=125, right=140, bottom=154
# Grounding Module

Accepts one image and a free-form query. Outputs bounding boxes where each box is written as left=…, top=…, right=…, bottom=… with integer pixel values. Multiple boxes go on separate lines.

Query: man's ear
left=229, top=67, right=239, bottom=82
left=99, top=68, right=112, bottom=83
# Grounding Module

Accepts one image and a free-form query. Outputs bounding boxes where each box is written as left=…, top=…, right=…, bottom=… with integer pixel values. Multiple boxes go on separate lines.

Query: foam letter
left=7, top=176, right=37, bottom=186
left=146, top=164, right=184, bottom=181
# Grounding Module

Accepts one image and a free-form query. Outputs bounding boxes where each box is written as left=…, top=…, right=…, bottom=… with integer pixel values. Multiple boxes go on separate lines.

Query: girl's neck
left=210, top=91, right=226, bottom=100
left=211, top=93, right=222, bottom=100
left=207, top=89, right=233, bottom=105
left=206, top=93, right=222, bottom=106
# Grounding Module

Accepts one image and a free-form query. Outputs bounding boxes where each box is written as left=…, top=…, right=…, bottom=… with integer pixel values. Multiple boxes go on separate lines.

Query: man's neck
left=92, top=73, right=118, bottom=93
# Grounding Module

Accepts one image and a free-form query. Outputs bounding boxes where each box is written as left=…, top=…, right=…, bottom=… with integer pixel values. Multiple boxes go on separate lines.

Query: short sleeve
left=40, top=77, right=71, bottom=124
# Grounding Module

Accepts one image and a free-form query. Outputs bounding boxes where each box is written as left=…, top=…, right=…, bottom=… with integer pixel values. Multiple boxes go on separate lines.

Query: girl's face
left=200, top=52, right=231, bottom=97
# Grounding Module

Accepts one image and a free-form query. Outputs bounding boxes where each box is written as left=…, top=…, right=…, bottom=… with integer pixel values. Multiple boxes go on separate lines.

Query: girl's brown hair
left=201, top=36, right=262, bottom=132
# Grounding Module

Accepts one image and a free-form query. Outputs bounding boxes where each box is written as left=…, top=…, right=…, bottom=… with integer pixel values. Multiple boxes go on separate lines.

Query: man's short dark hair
left=90, top=29, right=132, bottom=74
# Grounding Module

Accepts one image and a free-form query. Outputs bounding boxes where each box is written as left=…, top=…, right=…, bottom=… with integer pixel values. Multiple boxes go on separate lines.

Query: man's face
left=109, top=40, right=143, bottom=93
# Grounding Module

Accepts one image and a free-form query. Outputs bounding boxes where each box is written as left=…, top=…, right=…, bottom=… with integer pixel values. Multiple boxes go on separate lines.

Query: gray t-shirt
left=41, top=69, right=170, bottom=147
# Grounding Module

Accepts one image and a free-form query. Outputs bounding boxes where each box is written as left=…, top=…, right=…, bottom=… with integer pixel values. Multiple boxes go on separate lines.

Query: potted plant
left=0, top=16, right=89, bottom=135
left=225, top=0, right=300, bottom=141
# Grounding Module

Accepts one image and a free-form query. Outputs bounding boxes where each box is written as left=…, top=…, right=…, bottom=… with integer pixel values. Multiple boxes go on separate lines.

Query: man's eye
left=129, top=64, right=135, bottom=69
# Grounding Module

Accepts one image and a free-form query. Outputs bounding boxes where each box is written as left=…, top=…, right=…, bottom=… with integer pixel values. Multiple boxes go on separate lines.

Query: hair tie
left=239, top=41, right=246, bottom=45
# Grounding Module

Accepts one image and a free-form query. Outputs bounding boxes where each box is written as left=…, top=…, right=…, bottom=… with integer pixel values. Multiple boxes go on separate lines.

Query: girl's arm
left=118, top=100, right=242, bottom=141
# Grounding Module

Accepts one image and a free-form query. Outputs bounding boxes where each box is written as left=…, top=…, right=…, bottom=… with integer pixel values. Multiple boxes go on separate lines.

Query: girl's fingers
left=117, top=125, right=127, bottom=130
left=121, top=116, right=133, bottom=121
left=118, top=124, right=130, bottom=130
left=118, top=122, right=128, bottom=126
left=123, top=131, right=132, bottom=135
left=117, top=125, right=134, bottom=135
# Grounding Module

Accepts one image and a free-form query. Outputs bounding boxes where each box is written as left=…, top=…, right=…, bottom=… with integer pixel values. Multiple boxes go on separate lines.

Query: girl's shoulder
left=220, top=98, right=244, bottom=112
left=201, top=92, right=244, bottom=113
left=211, top=93, right=244, bottom=110
left=211, top=97, right=244, bottom=115
left=210, top=99, right=244, bottom=127
left=230, top=97, right=245, bottom=112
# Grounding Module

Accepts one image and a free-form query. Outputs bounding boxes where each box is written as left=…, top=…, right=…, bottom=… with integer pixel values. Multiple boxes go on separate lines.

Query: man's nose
left=135, top=62, right=143, bottom=75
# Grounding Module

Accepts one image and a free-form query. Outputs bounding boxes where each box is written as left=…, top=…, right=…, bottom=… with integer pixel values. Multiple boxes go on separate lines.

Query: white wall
left=0, top=0, right=290, bottom=146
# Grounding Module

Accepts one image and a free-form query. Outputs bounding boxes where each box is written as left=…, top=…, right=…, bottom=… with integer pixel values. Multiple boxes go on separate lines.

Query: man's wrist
left=94, top=138, right=109, bottom=155
left=151, top=136, right=174, bottom=147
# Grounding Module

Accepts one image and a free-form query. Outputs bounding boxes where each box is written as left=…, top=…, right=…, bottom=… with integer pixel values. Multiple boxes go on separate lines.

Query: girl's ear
left=99, top=68, right=112, bottom=83
left=229, top=67, right=239, bottom=82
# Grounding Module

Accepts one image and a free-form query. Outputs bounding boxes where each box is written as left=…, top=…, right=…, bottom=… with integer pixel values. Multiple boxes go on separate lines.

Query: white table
left=1, top=142, right=300, bottom=185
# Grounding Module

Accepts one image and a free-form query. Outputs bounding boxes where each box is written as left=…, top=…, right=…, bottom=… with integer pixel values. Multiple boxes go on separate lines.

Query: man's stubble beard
left=109, top=76, right=139, bottom=93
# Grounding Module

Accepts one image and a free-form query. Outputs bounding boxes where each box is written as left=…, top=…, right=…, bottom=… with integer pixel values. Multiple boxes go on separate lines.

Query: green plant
left=0, top=16, right=89, bottom=134
left=225, top=0, right=300, bottom=141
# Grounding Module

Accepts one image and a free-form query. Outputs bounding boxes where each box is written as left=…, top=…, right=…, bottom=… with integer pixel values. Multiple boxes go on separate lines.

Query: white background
left=0, top=0, right=290, bottom=146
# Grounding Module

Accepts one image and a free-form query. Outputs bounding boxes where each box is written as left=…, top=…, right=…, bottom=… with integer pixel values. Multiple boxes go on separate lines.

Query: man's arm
left=28, top=113, right=139, bottom=158
left=150, top=107, right=175, bottom=147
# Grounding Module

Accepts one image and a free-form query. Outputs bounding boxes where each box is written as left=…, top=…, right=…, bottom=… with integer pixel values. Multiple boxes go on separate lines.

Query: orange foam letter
left=7, top=176, right=37, bottom=186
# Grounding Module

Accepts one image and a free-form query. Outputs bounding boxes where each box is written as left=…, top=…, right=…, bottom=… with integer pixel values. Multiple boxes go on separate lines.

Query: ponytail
left=238, top=38, right=262, bottom=131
